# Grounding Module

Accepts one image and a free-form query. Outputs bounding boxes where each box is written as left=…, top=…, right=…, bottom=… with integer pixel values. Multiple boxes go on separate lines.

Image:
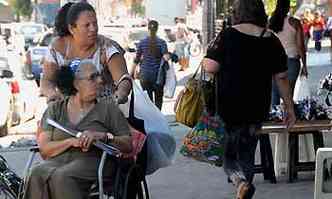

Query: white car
left=0, top=58, right=13, bottom=137
left=0, top=71, right=12, bottom=136
left=12, top=22, right=48, bottom=50
left=24, top=31, right=55, bottom=85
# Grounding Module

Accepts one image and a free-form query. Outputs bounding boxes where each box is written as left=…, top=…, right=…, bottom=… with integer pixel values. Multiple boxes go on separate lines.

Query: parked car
left=124, top=28, right=149, bottom=51
left=12, top=78, right=39, bottom=126
left=13, top=22, right=48, bottom=50
left=0, top=59, right=13, bottom=137
left=24, top=31, right=55, bottom=86
left=123, top=27, right=176, bottom=58
left=0, top=56, right=38, bottom=136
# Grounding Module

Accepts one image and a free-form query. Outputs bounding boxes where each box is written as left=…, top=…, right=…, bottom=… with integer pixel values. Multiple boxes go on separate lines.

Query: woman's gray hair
left=75, top=59, right=97, bottom=77
left=232, top=0, right=268, bottom=28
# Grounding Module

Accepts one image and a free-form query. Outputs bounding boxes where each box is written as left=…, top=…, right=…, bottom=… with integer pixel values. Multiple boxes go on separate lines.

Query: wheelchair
left=0, top=154, right=22, bottom=199
left=89, top=141, right=150, bottom=199
left=0, top=142, right=149, bottom=199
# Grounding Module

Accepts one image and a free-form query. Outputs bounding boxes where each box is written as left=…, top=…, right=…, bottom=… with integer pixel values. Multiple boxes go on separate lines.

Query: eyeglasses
left=78, top=72, right=101, bottom=82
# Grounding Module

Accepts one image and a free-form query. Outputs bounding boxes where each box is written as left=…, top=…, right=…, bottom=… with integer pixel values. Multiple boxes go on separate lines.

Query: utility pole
left=202, top=0, right=216, bottom=49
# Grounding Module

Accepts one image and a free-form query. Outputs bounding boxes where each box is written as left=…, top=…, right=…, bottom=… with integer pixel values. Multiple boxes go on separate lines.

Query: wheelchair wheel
left=122, top=164, right=149, bottom=199
left=0, top=155, right=23, bottom=199
left=0, top=185, right=17, bottom=199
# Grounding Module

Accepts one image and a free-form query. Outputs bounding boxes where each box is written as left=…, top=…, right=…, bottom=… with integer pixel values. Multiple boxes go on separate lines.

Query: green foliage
left=265, top=0, right=277, bottom=16
left=131, top=2, right=145, bottom=17
left=290, top=0, right=297, bottom=7
left=9, top=0, right=32, bottom=18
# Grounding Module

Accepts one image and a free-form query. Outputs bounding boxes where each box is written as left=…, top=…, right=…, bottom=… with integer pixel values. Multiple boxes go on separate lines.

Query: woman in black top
left=203, top=0, right=296, bottom=198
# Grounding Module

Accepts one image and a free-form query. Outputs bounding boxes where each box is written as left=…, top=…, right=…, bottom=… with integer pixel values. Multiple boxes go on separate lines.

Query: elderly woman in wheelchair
left=23, top=59, right=133, bottom=199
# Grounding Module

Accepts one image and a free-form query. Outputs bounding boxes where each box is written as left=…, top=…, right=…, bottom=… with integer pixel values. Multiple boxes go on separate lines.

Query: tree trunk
left=16, top=13, right=20, bottom=22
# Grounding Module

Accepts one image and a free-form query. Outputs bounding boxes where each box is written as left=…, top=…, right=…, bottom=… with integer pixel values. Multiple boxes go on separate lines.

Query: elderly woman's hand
left=79, top=130, right=106, bottom=152
left=69, top=138, right=81, bottom=148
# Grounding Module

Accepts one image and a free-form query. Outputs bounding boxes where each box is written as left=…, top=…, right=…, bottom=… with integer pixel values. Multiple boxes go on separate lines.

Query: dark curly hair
left=269, top=0, right=290, bottom=33
left=54, top=2, right=74, bottom=37
left=67, top=2, right=96, bottom=29
left=55, top=66, right=77, bottom=96
left=232, top=0, right=268, bottom=28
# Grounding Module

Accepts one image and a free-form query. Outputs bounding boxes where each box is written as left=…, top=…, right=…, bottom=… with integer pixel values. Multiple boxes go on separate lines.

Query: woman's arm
left=273, top=72, right=296, bottom=128
left=38, top=131, right=80, bottom=159
left=40, top=37, right=65, bottom=102
left=161, top=40, right=170, bottom=61
left=40, top=61, right=63, bottom=102
left=293, top=18, right=308, bottom=77
left=130, top=41, right=143, bottom=77
left=107, top=54, right=132, bottom=103
left=109, top=135, right=132, bottom=153
left=202, top=58, right=220, bottom=73
left=79, top=130, right=132, bottom=154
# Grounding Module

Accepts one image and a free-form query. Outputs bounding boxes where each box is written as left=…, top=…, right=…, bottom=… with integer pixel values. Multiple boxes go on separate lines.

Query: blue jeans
left=271, top=57, right=301, bottom=105
left=139, top=71, right=164, bottom=110
left=313, top=30, right=323, bottom=42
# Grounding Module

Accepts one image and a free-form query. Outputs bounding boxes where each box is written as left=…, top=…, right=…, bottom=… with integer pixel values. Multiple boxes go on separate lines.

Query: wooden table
left=259, top=120, right=332, bottom=182
left=260, top=120, right=332, bottom=134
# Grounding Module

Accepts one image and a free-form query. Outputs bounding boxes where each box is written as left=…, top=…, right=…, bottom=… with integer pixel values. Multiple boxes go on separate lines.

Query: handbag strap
left=200, top=64, right=216, bottom=109
left=259, top=29, right=267, bottom=38
left=129, top=89, right=135, bottom=119
left=214, top=75, right=219, bottom=116
left=192, top=60, right=203, bottom=79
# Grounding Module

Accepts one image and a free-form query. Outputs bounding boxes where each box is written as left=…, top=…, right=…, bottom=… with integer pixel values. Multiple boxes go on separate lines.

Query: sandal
left=236, top=181, right=255, bottom=199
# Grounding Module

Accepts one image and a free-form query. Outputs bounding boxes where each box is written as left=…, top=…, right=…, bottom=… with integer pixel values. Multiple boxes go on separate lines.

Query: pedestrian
left=174, top=17, right=190, bottom=71
left=312, top=10, right=325, bottom=51
left=269, top=0, right=308, bottom=106
left=130, top=20, right=169, bottom=110
left=24, top=59, right=132, bottom=199
left=203, top=0, right=296, bottom=198
left=41, top=2, right=132, bottom=104
left=301, top=9, right=313, bottom=51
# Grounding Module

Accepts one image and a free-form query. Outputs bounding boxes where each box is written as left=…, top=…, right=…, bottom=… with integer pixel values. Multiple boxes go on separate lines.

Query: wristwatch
left=105, top=132, right=114, bottom=142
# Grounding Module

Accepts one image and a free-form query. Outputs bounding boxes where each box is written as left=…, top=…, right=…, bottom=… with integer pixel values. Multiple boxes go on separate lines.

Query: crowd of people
left=299, top=7, right=332, bottom=55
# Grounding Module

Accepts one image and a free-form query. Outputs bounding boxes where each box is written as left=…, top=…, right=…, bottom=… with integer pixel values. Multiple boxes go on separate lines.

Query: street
left=0, top=38, right=332, bottom=199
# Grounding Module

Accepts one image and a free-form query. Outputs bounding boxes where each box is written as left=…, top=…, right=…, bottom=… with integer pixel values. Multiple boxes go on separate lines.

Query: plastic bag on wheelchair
left=120, top=81, right=176, bottom=175
left=133, top=82, right=176, bottom=175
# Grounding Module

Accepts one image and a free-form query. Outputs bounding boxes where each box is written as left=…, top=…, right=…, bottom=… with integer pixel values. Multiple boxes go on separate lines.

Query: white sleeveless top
left=44, top=36, right=121, bottom=98
left=277, top=16, right=299, bottom=58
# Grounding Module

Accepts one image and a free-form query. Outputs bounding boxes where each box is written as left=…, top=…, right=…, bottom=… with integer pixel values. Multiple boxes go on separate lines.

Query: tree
left=265, top=0, right=277, bottom=16
left=9, top=0, right=33, bottom=21
left=131, top=1, right=145, bottom=17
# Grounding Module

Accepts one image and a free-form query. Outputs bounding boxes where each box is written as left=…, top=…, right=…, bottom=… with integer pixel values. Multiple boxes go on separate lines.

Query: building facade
left=145, top=0, right=186, bottom=25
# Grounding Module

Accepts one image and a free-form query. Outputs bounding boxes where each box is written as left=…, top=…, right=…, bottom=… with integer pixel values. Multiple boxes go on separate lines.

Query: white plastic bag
left=293, top=76, right=311, bottom=101
left=132, top=81, right=176, bottom=175
left=163, top=62, right=177, bottom=98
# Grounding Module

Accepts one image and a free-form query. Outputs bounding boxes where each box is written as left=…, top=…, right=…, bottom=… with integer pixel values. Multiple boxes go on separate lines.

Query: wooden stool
left=254, top=134, right=277, bottom=184
left=288, top=131, right=324, bottom=183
